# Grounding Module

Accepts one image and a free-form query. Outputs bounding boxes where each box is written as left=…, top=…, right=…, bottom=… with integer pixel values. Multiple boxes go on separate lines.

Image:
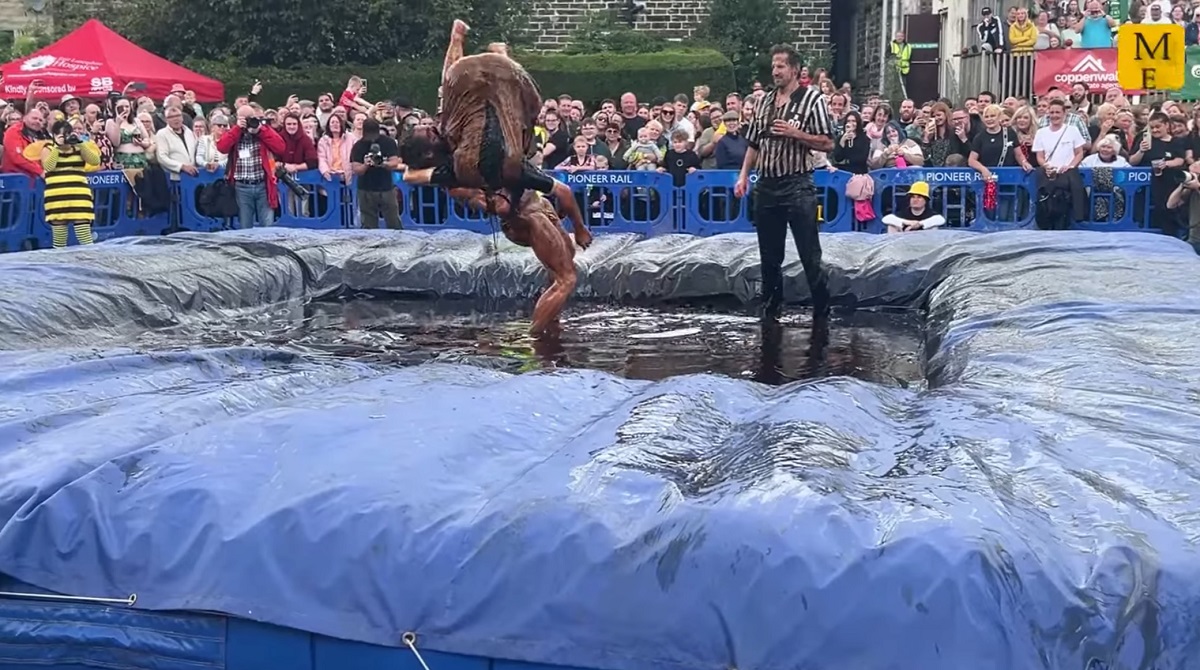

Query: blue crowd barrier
left=0, top=166, right=1170, bottom=251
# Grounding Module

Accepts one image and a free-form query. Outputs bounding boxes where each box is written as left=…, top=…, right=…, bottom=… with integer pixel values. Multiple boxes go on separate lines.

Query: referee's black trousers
left=753, top=173, right=829, bottom=313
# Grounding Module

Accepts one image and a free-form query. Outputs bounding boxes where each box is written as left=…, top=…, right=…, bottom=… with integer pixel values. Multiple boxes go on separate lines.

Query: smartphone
left=128, top=82, right=147, bottom=92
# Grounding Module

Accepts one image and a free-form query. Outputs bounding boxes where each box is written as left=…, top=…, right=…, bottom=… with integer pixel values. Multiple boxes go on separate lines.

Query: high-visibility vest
left=890, top=41, right=912, bottom=75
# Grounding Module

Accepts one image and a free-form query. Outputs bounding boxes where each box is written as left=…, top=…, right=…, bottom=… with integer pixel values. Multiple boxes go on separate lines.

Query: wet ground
left=141, top=298, right=927, bottom=388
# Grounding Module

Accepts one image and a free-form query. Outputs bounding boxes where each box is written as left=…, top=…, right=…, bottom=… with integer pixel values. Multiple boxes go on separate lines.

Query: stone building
left=850, top=0, right=932, bottom=95
left=523, top=0, right=835, bottom=66
left=519, top=0, right=940, bottom=96
left=0, top=0, right=49, bottom=56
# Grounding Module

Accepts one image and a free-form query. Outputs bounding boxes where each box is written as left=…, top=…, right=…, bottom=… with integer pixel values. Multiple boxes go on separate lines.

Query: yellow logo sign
left=1117, top=24, right=1185, bottom=91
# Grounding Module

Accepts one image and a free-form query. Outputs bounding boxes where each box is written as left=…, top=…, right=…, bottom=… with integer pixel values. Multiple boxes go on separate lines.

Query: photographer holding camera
left=215, top=104, right=287, bottom=228
left=40, top=119, right=101, bottom=248
left=350, top=117, right=402, bottom=229
left=1165, top=161, right=1200, bottom=249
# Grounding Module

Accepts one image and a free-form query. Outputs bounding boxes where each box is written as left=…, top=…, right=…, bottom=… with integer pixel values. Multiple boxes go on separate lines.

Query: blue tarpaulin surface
left=0, top=229, right=1199, bottom=670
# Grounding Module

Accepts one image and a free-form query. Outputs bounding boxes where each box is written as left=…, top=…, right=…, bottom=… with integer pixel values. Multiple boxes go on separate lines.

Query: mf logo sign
left=1117, top=24, right=1185, bottom=90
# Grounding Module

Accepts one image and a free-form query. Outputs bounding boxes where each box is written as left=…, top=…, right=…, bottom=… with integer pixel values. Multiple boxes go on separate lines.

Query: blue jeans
left=235, top=181, right=274, bottom=228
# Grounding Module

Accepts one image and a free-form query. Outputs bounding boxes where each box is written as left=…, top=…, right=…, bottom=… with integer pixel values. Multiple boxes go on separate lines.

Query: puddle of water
left=138, top=298, right=926, bottom=388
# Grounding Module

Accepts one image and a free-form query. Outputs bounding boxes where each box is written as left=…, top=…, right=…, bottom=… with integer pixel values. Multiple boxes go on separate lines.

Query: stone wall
left=523, top=0, right=832, bottom=60
left=853, top=0, right=886, bottom=93
left=0, top=0, right=49, bottom=36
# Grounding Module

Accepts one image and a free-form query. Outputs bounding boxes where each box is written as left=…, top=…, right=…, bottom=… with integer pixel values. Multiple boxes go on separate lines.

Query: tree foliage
left=6, top=29, right=53, bottom=61
left=50, top=0, right=529, bottom=67
left=563, top=11, right=668, bottom=55
left=695, top=0, right=797, bottom=89
left=188, top=49, right=736, bottom=110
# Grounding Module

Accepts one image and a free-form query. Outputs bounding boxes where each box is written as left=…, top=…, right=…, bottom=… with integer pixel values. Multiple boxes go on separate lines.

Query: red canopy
left=0, top=20, right=224, bottom=103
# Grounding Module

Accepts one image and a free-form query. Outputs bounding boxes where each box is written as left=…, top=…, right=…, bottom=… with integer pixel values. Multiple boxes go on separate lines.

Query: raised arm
left=439, top=20, right=470, bottom=115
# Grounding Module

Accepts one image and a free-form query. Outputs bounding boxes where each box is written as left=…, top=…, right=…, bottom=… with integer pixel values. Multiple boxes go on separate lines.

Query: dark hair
left=843, top=110, right=863, bottom=133
left=362, top=117, right=381, bottom=135
left=1149, top=111, right=1170, bottom=125
left=324, top=113, right=344, bottom=136
left=399, top=126, right=451, bottom=170
left=770, top=45, right=802, bottom=70
left=50, top=119, right=73, bottom=137
left=979, top=90, right=996, bottom=100
left=1047, top=99, right=1068, bottom=110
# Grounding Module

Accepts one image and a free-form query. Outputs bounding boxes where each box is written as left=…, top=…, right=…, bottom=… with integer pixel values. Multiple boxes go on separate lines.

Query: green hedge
left=185, top=49, right=736, bottom=111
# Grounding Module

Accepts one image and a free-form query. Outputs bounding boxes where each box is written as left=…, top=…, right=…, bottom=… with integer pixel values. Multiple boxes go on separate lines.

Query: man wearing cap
left=976, top=7, right=1005, bottom=53
left=59, top=94, right=82, bottom=120
left=881, top=181, right=946, bottom=233
left=713, top=110, right=748, bottom=170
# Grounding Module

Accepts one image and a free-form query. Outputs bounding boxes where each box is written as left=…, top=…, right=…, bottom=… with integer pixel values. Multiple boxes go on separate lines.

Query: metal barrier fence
left=0, top=166, right=1166, bottom=251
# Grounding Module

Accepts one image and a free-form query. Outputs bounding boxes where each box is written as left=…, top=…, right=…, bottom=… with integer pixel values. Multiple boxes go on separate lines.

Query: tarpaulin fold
left=0, top=229, right=1199, bottom=670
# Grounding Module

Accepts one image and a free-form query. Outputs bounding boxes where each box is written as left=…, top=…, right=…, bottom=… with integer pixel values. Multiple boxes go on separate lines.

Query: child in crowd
left=624, top=126, right=663, bottom=171
left=659, top=129, right=701, bottom=187
left=339, top=76, right=375, bottom=117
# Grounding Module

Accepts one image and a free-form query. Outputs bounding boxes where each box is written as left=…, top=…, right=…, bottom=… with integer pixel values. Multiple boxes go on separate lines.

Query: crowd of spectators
left=0, top=3, right=1197, bottom=241
left=978, top=0, right=1200, bottom=52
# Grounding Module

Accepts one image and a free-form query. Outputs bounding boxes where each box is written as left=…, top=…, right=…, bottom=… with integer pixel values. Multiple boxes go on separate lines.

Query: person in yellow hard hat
left=881, top=180, right=947, bottom=233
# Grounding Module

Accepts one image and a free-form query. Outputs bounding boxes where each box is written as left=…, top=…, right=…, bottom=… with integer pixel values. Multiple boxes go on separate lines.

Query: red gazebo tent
left=0, top=19, right=224, bottom=103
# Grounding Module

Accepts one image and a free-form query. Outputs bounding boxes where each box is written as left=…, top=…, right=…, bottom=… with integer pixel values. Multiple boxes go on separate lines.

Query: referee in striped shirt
left=734, top=45, right=835, bottom=321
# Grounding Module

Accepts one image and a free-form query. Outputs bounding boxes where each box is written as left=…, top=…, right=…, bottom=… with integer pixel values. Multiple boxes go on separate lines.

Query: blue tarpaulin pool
left=0, top=228, right=1198, bottom=670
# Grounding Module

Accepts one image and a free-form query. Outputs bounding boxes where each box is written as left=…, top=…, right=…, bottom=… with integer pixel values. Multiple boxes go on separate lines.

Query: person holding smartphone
left=1131, top=111, right=1188, bottom=238
left=106, top=96, right=152, bottom=169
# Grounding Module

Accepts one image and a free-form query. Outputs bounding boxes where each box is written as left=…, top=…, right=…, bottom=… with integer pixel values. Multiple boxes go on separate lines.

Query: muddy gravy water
left=137, top=298, right=926, bottom=387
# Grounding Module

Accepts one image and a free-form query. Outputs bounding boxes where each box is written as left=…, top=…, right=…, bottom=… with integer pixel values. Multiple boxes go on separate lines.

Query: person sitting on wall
left=881, top=181, right=946, bottom=233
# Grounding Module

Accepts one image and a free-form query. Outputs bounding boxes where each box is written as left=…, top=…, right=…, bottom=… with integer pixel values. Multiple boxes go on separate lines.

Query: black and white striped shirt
left=743, top=85, right=835, bottom=178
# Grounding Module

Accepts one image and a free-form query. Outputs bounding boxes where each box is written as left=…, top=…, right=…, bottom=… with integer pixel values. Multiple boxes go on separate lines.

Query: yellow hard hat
left=908, top=180, right=930, bottom=199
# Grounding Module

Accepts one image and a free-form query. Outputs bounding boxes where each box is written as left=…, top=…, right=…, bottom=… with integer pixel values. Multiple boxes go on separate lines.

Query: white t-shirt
left=1033, top=124, right=1087, bottom=169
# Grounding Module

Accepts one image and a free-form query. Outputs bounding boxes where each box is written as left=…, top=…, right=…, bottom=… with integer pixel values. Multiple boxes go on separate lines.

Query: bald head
left=24, top=108, right=44, bottom=131
left=620, top=92, right=637, bottom=115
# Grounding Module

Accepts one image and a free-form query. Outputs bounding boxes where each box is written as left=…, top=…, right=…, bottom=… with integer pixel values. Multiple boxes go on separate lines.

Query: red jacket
left=215, top=124, right=287, bottom=208
left=1, top=122, right=44, bottom=178
left=279, top=130, right=318, bottom=171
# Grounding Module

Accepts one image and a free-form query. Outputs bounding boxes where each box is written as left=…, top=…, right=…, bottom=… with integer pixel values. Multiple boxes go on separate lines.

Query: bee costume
left=28, top=120, right=101, bottom=248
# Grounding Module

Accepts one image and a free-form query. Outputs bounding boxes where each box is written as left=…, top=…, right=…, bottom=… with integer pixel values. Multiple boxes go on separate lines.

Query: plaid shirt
left=233, top=133, right=265, bottom=183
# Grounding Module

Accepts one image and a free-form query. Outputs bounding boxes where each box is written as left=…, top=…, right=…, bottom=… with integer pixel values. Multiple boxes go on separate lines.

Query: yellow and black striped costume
left=41, top=141, right=100, bottom=248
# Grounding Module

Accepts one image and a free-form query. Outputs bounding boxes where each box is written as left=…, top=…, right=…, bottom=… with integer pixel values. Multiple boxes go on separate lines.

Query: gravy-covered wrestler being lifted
left=401, top=20, right=590, bottom=250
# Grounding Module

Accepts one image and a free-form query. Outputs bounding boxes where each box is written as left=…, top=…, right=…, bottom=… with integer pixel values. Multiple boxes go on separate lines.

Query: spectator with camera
left=1166, top=161, right=1200, bottom=249
left=215, top=104, right=287, bottom=228
left=40, top=119, right=101, bottom=248
left=349, top=117, right=402, bottom=230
